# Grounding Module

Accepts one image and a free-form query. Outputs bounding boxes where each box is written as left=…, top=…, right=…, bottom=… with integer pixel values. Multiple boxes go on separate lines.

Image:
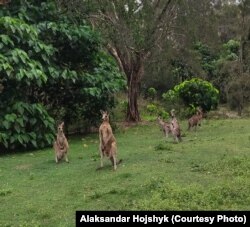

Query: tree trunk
left=237, top=103, right=243, bottom=116
left=126, top=72, right=141, bottom=122
left=106, top=44, right=146, bottom=122
left=125, top=54, right=145, bottom=122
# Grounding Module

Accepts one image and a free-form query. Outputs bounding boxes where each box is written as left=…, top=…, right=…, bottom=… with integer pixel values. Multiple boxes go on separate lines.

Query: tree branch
left=106, top=43, right=125, bottom=73
left=153, top=0, right=172, bottom=35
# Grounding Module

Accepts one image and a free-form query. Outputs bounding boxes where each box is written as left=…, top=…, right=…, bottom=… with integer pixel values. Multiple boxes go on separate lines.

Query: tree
left=238, top=0, right=250, bottom=74
left=215, top=0, right=250, bottom=115
left=57, top=0, right=179, bottom=122
left=0, top=1, right=125, bottom=151
left=143, top=0, right=222, bottom=97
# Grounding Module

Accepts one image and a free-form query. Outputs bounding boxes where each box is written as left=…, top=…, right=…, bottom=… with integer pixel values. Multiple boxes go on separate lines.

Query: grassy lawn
left=0, top=118, right=250, bottom=226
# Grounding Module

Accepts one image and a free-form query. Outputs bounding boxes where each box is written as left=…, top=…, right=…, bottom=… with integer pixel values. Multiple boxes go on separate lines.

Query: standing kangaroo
left=188, top=108, right=203, bottom=131
left=157, top=116, right=171, bottom=139
left=53, top=122, right=69, bottom=163
left=99, top=110, right=120, bottom=170
left=170, top=109, right=182, bottom=142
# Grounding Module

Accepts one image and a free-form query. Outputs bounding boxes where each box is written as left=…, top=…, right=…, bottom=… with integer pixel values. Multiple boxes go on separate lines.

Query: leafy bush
left=181, top=104, right=197, bottom=117
left=158, top=109, right=169, bottom=120
left=0, top=102, right=55, bottom=150
left=222, top=39, right=240, bottom=56
left=194, top=41, right=218, bottom=78
left=147, top=87, right=157, bottom=100
left=0, top=3, right=125, bottom=150
left=145, top=104, right=169, bottom=121
left=163, top=78, right=219, bottom=112
left=146, top=104, right=158, bottom=115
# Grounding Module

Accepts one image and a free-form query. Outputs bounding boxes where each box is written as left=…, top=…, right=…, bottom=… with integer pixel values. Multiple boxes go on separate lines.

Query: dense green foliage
left=146, top=87, right=157, bottom=100
left=0, top=1, right=125, bottom=151
left=163, top=78, right=219, bottom=112
left=194, top=42, right=218, bottom=80
left=0, top=102, right=55, bottom=150
left=0, top=15, right=56, bottom=150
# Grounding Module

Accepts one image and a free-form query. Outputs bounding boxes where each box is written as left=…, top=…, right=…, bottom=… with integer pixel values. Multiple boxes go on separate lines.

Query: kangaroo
left=157, top=116, right=171, bottom=138
left=170, top=109, right=182, bottom=142
left=99, top=110, right=121, bottom=170
left=188, top=108, right=203, bottom=131
left=53, top=122, right=69, bottom=163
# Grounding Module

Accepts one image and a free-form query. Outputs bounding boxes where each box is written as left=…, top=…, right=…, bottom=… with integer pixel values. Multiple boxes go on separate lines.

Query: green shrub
left=163, top=78, right=219, bottom=112
left=0, top=102, right=55, bottom=151
left=181, top=104, right=197, bottom=118
left=147, top=87, right=157, bottom=100
left=146, top=104, right=158, bottom=115
left=158, top=109, right=169, bottom=120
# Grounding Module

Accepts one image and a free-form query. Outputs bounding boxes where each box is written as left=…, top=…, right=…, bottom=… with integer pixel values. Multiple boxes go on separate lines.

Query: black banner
left=76, top=211, right=249, bottom=226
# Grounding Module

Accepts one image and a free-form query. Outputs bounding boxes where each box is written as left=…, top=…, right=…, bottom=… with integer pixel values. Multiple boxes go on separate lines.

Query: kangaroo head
left=100, top=110, right=109, bottom=121
left=58, top=122, right=64, bottom=134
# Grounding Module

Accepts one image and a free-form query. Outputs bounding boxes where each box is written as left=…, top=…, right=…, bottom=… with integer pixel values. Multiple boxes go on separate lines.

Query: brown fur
left=53, top=122, right=69, bottom=163
left=99, top=111, right=119, bottom=170
left=188, top=108, right=203, bottom=131
left=157, top=116, right=171, bottom=138
left=170, top=109, right=182, bottom=142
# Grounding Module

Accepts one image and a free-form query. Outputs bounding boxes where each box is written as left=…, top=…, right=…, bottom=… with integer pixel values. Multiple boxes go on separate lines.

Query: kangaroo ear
left=100, top=110, right=104, bottom=115
left=61, top=122, right=64, bottom=127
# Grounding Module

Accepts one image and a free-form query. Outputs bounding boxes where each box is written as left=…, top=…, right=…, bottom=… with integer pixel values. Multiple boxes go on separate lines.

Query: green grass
left=0, top=119, right=250, bottom=226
